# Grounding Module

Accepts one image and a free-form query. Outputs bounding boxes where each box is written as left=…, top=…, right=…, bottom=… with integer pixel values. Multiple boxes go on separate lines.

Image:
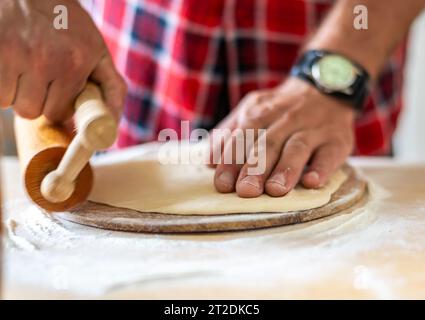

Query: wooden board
left=56, top=165, right=367, bottom=233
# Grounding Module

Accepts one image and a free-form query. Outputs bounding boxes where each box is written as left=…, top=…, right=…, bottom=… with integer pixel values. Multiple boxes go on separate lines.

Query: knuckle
left=247, top=106, right=267, bottom=123
left=332, top=136, right=345, bottom=147
left=7, top=39, right=30, bottom=64
left=320, top=145, right=348, bottom=165
left=70, top=48, right=84, bottom=65
left=43, top=109, right=62, bottom=123
left=15, top=105, right=41, bottom=120
left=241, top=102, right=276, bottom=127
left=265, top=137, right=281, bottom=155
left=26, top=33, right=48, bottom=59
left=284, top=108, right=300, bottom=125
left=69, top=79, right=87, bottom=94
left=2, top=36, right=18, bottom=55
left=318, top=147, right=337, bottom=162
left=246, top=91, right=260, bottom=102
left=241, top=91, right=262, bottom=106
left=255, top=90, right=272, bottom=103
left=331, top=137, right=352, bottom=153
left=287, top=133, right=311, bottom=151
left=65, top=49, right=85, bottom=73
left=27, top=49, right=54, bottom=75
left=32, top=55, right=49, bottom=73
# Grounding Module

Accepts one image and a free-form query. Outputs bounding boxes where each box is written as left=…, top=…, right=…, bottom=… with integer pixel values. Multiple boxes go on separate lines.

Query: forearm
left=306, top=0, right=425, bottom=79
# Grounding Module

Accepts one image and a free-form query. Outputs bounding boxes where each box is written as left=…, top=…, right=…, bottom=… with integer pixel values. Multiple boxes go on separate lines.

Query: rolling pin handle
left=40, top=82, right=118, bottom=204
left=75, top=82, right=118, bottom=150
left=40, top=172, right=75, bottom=204
left=40, top=136, right=92, bottom=203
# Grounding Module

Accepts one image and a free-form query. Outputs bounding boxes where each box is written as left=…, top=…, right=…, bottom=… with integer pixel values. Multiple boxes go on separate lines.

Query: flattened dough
left=89, top=142, right=347, bottom=215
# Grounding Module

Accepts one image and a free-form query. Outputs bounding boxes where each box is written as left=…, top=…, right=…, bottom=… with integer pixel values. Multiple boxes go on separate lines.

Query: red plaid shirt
left=89, top=0, right=406, bottom=155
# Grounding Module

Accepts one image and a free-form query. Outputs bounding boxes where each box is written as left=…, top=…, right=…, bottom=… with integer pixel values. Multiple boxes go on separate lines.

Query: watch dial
left=314, top=55, right=356, bottom=90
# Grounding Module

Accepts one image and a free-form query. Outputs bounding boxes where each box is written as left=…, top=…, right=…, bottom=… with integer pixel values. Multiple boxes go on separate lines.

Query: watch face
left=312, top=55, right=356, bottom=91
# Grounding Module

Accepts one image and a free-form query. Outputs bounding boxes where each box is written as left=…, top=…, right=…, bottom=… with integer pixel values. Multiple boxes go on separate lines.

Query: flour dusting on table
left=5, top=177, right=415, bottom=299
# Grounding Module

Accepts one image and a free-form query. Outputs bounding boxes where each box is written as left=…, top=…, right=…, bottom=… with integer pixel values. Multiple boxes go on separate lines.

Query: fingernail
left=268, top=172, right=286, bottom=187
left=241, top=175, right=261, bottom=189
left=218, top=171, right=235, bottom=187
left=306, top=171, right=320, bottom=184
left=268, top=172, right=287, bottom=192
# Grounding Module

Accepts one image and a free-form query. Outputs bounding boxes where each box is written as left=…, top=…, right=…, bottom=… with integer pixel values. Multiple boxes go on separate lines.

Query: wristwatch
left=290, top=50, right=370, bottom=110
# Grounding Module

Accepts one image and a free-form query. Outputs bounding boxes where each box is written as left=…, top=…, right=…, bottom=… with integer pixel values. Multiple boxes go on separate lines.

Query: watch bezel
left=311, top=54, right=358, bottom=92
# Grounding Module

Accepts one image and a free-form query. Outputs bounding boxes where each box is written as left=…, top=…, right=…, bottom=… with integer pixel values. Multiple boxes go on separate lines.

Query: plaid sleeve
left=91, top=0, right=407, bottom=156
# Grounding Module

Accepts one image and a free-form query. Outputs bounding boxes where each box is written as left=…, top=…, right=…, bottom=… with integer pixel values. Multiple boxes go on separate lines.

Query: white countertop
left=2, top=155, right=425, bottom=299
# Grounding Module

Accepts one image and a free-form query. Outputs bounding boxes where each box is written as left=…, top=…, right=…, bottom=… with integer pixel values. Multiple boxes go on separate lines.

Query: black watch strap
left=290, top=50, right=370, bottom=111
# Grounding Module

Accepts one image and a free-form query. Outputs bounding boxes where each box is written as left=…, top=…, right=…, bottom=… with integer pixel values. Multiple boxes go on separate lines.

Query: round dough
left=89, top=141, right=347, bottom=215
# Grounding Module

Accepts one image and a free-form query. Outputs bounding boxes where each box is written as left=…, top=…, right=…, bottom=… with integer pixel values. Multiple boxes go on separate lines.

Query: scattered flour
left=3, top=171, right=425, bottom=298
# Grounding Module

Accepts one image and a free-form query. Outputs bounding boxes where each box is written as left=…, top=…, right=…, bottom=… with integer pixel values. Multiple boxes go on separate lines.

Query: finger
left=0, top=69, right=19, bottom=108
left=236, top=89, right=288, bottom=128
left=238, top=99, right=279, bottom=128
left=211, top=90, right=295, bottom=169
left=302, top=142, right=349, bottom=188
left=208, top=112, right=237, bottom=168
left=214, top=96, right=301, bottom=195
left=235, top=114, right=301, bottom=198
left=43, top=79, right=86, bottom=123
left=265, top=130, right=321, bottom=197
left=208, top=105, right=265, bottom=170
left=90, top=54, right=127, bottom=120
left=213, top=104, right=288, bottom=194
left=234, top=135, right=269, bottom=198
left=213, top=129, right=245, bottom=193
left=13, top=74, right=47, bottom=119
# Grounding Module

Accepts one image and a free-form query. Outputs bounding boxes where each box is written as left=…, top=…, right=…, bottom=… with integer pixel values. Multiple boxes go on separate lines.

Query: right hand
left=0, top=0, right=127, bottom=122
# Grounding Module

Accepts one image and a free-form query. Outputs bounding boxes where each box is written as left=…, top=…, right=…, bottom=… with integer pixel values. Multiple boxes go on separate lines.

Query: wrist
left=290, top=50, right=370, bottom=111
left=282, top=77, right=357, bottom=118
left=304, top=40, right=381, bottom=82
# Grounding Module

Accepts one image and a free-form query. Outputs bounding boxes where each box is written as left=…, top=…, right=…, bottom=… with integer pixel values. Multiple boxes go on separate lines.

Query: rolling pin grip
left=74, top=83, right=118, bottom=150
left=55, top=136, right=92, bottom=181
left=40, top=82, right=118, bottom=204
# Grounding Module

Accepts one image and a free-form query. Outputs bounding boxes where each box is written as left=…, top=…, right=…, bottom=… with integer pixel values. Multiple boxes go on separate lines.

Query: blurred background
left=1, top=11, right=424, bottom=159
left=394, top=11, right=425, bottom=161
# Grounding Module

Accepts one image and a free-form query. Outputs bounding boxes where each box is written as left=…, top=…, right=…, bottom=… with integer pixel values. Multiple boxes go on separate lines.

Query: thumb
left=90, top=53, right=127, bottom=120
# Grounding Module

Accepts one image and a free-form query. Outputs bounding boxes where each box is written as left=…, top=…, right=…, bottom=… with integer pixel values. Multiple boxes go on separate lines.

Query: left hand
left=208, top=77, right=356, bottom=198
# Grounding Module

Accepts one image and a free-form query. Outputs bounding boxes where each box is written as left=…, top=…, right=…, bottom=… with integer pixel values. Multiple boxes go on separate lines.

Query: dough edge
left=88, top=141, right=348, bottom=215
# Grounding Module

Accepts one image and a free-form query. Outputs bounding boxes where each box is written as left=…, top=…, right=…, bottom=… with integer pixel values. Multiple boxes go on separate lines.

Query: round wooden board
left=56, top=165, right=367, bottom=233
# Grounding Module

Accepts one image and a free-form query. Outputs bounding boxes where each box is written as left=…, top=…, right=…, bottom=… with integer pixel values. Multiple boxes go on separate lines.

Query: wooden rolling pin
left=14, top=82, right=118, bottom=212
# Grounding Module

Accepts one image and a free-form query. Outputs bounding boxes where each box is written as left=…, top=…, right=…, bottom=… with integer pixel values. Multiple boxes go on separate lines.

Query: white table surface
left=2, top=155, right=425, bottom=299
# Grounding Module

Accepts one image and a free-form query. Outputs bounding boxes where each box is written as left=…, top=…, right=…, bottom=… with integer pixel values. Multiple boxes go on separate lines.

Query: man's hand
left=209, top=0, right=425, bottom=198
left=0, top=0, right=126, bottom=122
left=208, top=77, right=355, bottom=198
